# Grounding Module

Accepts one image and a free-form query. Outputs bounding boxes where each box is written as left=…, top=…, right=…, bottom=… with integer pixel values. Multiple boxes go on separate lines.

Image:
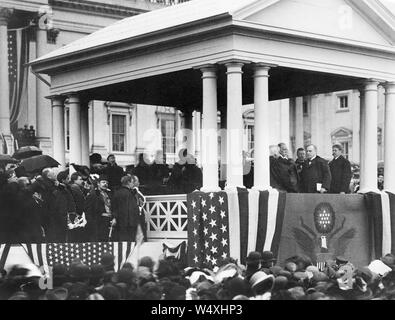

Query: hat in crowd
left=214, top=264, right=240, bottom=283
left=223, top=276, right=251, bottom=299
left=273, top=276, right=288, bottom=291
left=68, top=282, right=90, bottom=300
left=368, top=260, right=392, bottom=277
left=233, top=295, right=249, bottom=300
left=100, top=253, right=115, bottom=271
left=287, top=286, right=305, bottom=300
left=98, top=174, right=108, bottom=182
left=269, top=266, right=283, bottom=277
left=69, top=263, right=90, bottom=282
left=90, top=153, right=102, bottom=164
left=284, top=262, right=297, bottom=273
left=57, top=169, right=69, bottom=183
left=116, top=268, right=135, bottom=285
left=249, top=271, right=275, bottom=295
left=99, top=284, right=121, bottom=300
left=139, top=256, right=154, bottom=271
left=246, top=251, right=262, bottom=265
left=381, top=254, right=395, bottom=269
left=87, top=293, right=105, bottom=300
left=261, top=251, right=276, bottom=263
left=8, top=292, right=30, bottom=300
left=188, top=271, right=213, bottom=286
left=43, top=288, right=68, bottom=300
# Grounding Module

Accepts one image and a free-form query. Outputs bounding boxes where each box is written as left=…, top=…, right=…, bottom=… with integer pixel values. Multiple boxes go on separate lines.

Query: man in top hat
left=105, top=154, right=125, bottom=193
left=85, top=174, right=112, bottom=242
left=49, top=170, right=76, bottom=242
left=111, top=175, right=140, bottom=241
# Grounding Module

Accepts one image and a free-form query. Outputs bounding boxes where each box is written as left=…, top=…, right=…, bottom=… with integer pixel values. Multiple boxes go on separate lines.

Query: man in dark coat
left=329, top=144, right=352, bottom=194
left=181, top=155, right=202, bottom=194
left=274, top=143, right=299, bottom=193
left=69, top=172, right=87, bottom=242
left=85, top=175, right=112, bottom=242
left=111, top=175, right=140, bottom=241
left=300, top=145, right=332, bottom=193
left=105, top=154, right=125, bottom=193
left=49, top=170, right=77, bottom=242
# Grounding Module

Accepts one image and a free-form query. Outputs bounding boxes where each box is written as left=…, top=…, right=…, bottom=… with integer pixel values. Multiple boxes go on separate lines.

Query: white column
left=80, top=101, right=90, bottom=166
left=359, top=89, right=365, bottom=186
left=359, top=80, right=379, bottom=193
left=253, top=64, right=271, bottom=190
left=280, top=99, right=290, bottom=147
left=200, top=66, right=220, bottom=192
left=36, top=28, right=52, bottom=154
left=220, top=109, right=227, bottom=181
left=51, top=96, right=65, bottom=168
left=225, top=62, right=244, bottom=189
left=295, top=97, right=304, bottom=153
left=68, top=94, right=82, bottom=166
left=193, top=111, right=202, bottom=166
left=0, top=8, right=13, bottom=151
left=384, top=82, right=395, bottom=192
left=183, top=110, right=194, bottom=156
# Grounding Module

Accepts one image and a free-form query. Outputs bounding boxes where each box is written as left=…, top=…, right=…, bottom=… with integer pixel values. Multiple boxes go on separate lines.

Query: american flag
left=187, top=189, right=286, bottom=268
left=21, top=242, right=135, bottom=274
left=8, top=28, right=29, bottom=125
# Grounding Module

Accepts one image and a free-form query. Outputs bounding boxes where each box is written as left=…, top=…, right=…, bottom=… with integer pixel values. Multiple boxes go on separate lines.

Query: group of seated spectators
left=2, top=251, right=395, bottom=300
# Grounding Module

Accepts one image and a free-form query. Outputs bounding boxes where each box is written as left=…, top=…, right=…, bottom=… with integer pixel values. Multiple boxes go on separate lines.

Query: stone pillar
left=183, top=109, right=194, bottom=156
left=359, top=80, right=379, bottom=193
left=225, top=62, right=244, bottom=189
left=384, top=82, right=395, bottom=192
left=200, top=66, right=220, bottom=192
left=67, top=94, right=82, bottom=167
left=220, top=109, right=227, bottom=181
left=253, top=64, right=271, bottom=190
left=193, top=111, right=201, bottom=166
left=80, top=101, right=90, bottom=166
left=359, top=89, right=365, bottom=187
left=295, top=97, right=304, bottom=153
left=0, top=8, right=13, bottom=153
left=36, top=27, right=52, bottom=154
left=280, top=99, right=290, bottom=147
left=51, top=96, right=65, bottom=168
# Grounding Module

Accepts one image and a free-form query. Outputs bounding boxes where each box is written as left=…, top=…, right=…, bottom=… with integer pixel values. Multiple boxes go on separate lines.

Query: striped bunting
left=21, top=242, right=134, bottom=274
left=0, top=244, right=11, bottom=272
left=187, top=188, right=286, bottom=267
left=365, top=191, right=395, bottom=258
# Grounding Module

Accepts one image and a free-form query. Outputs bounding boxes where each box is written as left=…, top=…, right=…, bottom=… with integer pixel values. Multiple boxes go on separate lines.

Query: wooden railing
left=144, top=194, right=188, bottom=240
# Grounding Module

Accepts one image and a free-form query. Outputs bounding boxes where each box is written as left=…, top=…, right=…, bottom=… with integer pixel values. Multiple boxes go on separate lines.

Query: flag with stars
left=187, top=188, right=286, bottom=268
left=21, top=242, right=134, bottom=274
left=8, top=28, right=29, bottom=125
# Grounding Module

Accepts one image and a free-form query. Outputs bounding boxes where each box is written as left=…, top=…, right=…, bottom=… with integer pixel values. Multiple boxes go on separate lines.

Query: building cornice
left=49, top=0, right=161, bottom=17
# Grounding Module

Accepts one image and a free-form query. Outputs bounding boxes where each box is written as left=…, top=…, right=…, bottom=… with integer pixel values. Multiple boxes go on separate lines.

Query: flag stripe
left=270, top=191, right=287, bottom=255
left=263, top=189, right=279, bottom=251
left=37, top=243, right=44, bottom=268
left=381, top=192, right=392, bottom=256
left=227, top=189, right=241, bottom=263
left=0, top=244, right=10, bottom=271
left=256, top=191, right=269, bottom=252
left=247, top=189, right=260, bottom=255
left=389, top=192, right=395, bottom=254
left=238, top=188, right=249, bottom=264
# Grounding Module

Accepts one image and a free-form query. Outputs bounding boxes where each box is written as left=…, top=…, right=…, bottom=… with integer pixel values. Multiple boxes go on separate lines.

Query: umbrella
left=20, top=155, right=60, bottom=173
left=0, top=154, right=19, bottom=166
left=13, top=146, right=43, bottom=160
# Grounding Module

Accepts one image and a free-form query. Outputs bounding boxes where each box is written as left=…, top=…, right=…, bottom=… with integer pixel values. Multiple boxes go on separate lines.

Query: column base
left=252, top=185, right=273, bottom=191
left=200, top=186, right=221, bottom=193
left=225, top=185, right=246, bottom=192
left=358, top=187, right=380, bottom=194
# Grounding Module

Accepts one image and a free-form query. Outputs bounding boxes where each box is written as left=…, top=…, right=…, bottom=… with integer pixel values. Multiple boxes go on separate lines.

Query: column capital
left=0, top=7, right=13, bottom=26
left=360, top=79, right=380, bottom=92
left=198, top=65, right=217, bottom=79
left=66, top=93, right=81, bottom=104
left=49, top=95, right=66, bottom=107
left=384, top=81, right=395, bottom=94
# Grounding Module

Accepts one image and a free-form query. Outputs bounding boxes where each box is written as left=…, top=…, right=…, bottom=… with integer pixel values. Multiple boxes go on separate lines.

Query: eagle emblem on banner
left=292, top=202, right=356, bottom=269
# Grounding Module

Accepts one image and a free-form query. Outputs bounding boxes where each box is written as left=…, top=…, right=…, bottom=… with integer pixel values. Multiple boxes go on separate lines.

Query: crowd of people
left=1, top=251, right=395, bottom=300
left=0, top=154, right=148, bottom=244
